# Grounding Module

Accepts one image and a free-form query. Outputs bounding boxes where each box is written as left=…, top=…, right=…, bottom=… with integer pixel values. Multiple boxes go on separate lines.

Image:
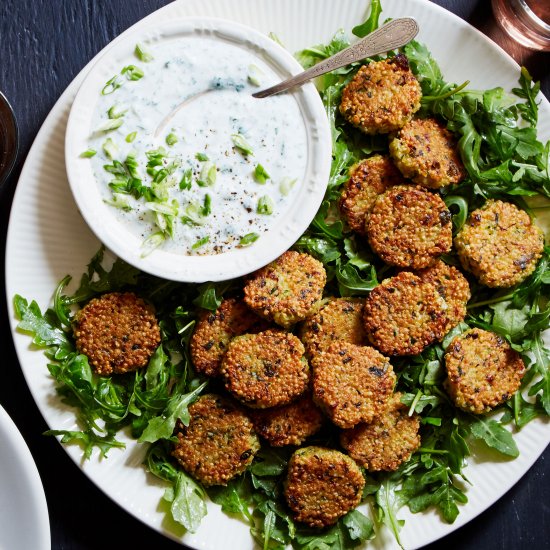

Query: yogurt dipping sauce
left=87, top=35, right=308, bottom=256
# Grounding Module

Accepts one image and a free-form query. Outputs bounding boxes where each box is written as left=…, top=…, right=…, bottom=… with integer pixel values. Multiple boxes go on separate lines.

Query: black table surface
left=1, top=1, right=548, bottom=549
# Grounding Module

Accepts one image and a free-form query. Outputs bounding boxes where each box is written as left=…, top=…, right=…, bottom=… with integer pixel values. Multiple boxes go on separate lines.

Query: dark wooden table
left=1, top=1, right=548, bottom=549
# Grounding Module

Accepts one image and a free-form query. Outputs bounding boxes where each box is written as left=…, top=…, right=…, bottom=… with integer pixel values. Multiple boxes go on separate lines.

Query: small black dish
left=0, top=90, right=19, bottom=190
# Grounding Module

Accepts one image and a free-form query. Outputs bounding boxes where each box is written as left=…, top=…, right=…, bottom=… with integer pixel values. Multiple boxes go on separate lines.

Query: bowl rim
left=64, top=16, right=332, bottom=283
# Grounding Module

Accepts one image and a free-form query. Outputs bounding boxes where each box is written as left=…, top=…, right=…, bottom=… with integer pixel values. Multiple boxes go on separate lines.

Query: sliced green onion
left=96, top=118, right=124, bottom=132
left=108, top=105, right=127, bottom=119
left=79, top=149, right=97, bottom=158
left=121, top=65, right=144, bottom=81
left=166, top=133, right=178, bottom=146
left=141, top=231, right=165, bottom=257
left=125, top=154, right=140, bottom=179
left=197, top=161, right=217, bottom=187
left=145, top=201, right=179, bottom=216
left=248, top=64, right=264, bottom=86
left=257, top=195, right=274, bottom=215
left=239, top=232, right=259, bottom=246
left=104, top=193, right=131, bottom=211
left=181, top=201, right=206, bottom=226
left=125, top=131, right=137, bottom=143
left=101, top=75, right=121, bottom=95
left=192, top=236, right=210, bottom=250
left=231, top=133, right=254, bottom=156
left=279, top=177, right=297, bottom=196
left=102, top=138, right=118, bottom=159
left=254, top=163, right=270, bottom=184
left=135, top=43, right=154, bottom=62
left=179, top=168, right=193, bottom=190
left=195, top=152, right=209, bottom=161
left=201, top=194, right=212, bottom=217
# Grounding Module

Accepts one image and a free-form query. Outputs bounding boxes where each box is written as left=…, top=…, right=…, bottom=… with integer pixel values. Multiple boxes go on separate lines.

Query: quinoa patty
left=312, top=342, right=395, bottom=428
left=172, top=394, right=260, bottom=486
left=338, top=155, right=405, bottom=235
left=243, top=251, right=326, bottom=328
left=340, top=392, right=421, bottom=472
left=363, top=271, right=447, bottom=356
left=339, top=54, right=422, bottom=135
left=416, top=260, right=471, bottom=335
left=444, top=328, right=526, bottom=413
left=190, top=298, right=268, bottom=377
left=250, top=395, right=324, bottom=447
left=389, top=117, right=466, bottom=188
left=300, top=297, right=366, bottom=357
left=367, top=185, right=453, bottom=269
left=284, top=446, right=365, bottom=528
left=221, top=330, right=309, bottom=408
left=73, top=291, right=160, bottom=376
left=454, top=200, right=544, bottom=288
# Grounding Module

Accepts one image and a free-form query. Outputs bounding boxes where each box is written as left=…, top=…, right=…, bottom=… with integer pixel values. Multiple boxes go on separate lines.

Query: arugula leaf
left=469, top=417, right=519, bottom=457
left=165, top=472, right=208, bottom=533
left=375, top=477, right=406, bottom=547
left=352, top=0, right=382, bottom=37
left=138, top=381, right=208, bottom=443
left=14, top=295, right=72, bottom=353
left=44, top=425, right=125, bottom=460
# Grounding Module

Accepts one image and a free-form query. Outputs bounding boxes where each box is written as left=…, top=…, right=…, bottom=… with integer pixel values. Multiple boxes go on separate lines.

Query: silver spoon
left=253, top=17, right=419, bottom=99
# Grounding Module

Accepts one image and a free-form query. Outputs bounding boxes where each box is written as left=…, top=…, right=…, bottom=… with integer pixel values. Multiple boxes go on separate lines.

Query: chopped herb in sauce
left=197, top=161, right=217, bottom=187
left=179, top=168, right=193, bottom=190
left=102, top=138, right=118, bottom=159
left=247, top=64, right=263, bottom=86
left=121, top=65, right=145, bottom=81
left=166, top=133, right=178, bottom=146
left=231, top=133, right=254, bottom=156
left=135, top=43, right=154, bottom=62
left=239, top=232, right=259, bottom=246
left=192, top=236, right=210, bottom=249
left=257, top=195, right=274, bottom=215
left=253, top=163, right=270, bottom=184
left=108, top=105, right=127, bottom=119
left=96, top=118, right=124, bottom=132
left=101, top=75, right=121, bottom=95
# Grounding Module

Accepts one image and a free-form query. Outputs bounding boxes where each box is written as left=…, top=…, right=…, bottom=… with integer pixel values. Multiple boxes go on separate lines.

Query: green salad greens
left=14, top=1, right=550, bottom=548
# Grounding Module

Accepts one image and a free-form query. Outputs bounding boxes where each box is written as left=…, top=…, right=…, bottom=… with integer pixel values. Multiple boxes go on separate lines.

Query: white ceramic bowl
left=65, top=17, right=331, bottom=283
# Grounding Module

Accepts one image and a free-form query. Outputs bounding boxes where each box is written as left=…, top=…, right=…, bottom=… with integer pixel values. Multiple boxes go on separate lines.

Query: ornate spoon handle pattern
left=253, top=17, right=419, bottom=98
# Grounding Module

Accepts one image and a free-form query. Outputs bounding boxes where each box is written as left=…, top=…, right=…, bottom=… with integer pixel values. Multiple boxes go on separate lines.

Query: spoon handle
left=253, top=17, right=419, bottom=99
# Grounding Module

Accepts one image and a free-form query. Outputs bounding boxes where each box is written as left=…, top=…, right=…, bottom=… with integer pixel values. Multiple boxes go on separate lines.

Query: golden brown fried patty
left=338, top=155, right=405, bottom=235
left=367, top=185, right=453, bottom=269
left=73, top=291, right=160, bottom=376
left=172, top=393, right=260, bottom=486
left=300, top=297, right=366, bottom=357
left=284, top=446, right=365, bottom=528
left=190, top=298, right=268, bottom=377
left=250, top=395, right=324, bottom=447
left=363, top=271, right=446, bottom=356
left=311, top=342, right=395, bottom=428
left=454, top=200, right=544, bottom=288
left=389, top=117, right=466, bottom=188
left=340, top=392, right=421, bottom=472
left=416, top=260, right=471, bottom=335
left=243, top=251, right=326, bottom=328
left=444, top=328, right=526, bottom=413
left=339, top=54, right=422, bottom=135
left=221, top=330, right=309, bottom=409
